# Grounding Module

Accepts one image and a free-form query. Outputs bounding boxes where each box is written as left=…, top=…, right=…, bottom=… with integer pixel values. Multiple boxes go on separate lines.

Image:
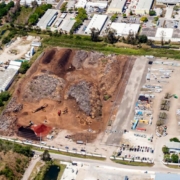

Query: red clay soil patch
left=31, top=124, right=52, bottom=137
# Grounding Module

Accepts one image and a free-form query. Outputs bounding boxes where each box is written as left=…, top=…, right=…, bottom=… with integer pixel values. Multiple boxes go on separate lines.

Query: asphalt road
left=34, top=150, right=180, bottom=174
left=56, top=0, right=64, bottom=10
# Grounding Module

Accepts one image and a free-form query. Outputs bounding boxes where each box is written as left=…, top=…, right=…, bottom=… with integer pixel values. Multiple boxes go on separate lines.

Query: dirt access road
left=103, top=56, right=149, bottom=146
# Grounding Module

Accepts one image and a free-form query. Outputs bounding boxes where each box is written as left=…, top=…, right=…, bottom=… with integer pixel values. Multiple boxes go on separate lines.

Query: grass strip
left=112, top=159, right=154, bottom=167
left=33, top=148, right=106, bottom=161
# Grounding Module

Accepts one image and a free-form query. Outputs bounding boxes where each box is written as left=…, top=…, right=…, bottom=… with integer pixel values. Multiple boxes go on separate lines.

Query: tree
left=149, top=10, right=156, bottom=16
left=123, top=13, right=126, bottom=18
left=19, top=61, right=30, bottom=74
left=110, top=13, right=117, bottom=22
left=31, top=0, right=38, bottom=8
left=164, top=154, right=171, bottom=162
left=104, top=28, right=118, bottom=44
left=42, top=150, right=51, bottom=161
left=160, top=30, right=166, bottom=46
left=170, top=137, right=180, bottom=142
left=154, top=16, right=159, bottom=21
left=162, top=146, right=169, bottom=154
left=90, top=28, right=100, bottom=42
left=171, top=154, right=179, bottom=163
left=140, top=16, right=148, bottom=22
left=139, top=35, right=148, bottom=43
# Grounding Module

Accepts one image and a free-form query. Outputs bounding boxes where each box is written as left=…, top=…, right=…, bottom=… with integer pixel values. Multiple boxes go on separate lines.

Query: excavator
left=32, top=104, right=48, bottom=113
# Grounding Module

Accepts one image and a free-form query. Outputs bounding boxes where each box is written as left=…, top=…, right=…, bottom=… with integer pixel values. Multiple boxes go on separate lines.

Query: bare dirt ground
left=0, top=36, right=40, bottom=62
left=0, top=48, right=135, bottom=141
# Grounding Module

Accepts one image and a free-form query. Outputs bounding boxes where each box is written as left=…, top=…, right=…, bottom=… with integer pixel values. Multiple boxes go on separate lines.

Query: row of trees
left=71, top=8, right=88, bottom=33
left=0, top=1, right=14, bottom=19
left=162, top=146, right=179, bottom=163
left=28, top=4, right=52, bottom=25
left=90, top=28, right=148, bottom=45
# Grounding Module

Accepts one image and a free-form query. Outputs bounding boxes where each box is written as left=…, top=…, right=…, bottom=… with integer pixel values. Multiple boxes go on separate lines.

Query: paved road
left=21, top=157, right=40, bottom=180
left=34, top=150, right=180, bottom=174
left=56, top=0, right=64, bottom=10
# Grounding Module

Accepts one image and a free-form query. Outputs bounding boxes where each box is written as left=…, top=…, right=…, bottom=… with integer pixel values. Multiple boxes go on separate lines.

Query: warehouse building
left=110, top=23, right=140, bottom=36
left=156, top=0, right=180, bottom=5
left=107, top=0, right=127, bottom=14
left=85, top=14, right=108, bottom=34
left=75, top=0, right=87, bottom=8
left=37, top=9, right=59, bottom=29
left=0, top=61, right=22, bottom=92
left=54, top=18, right=63, bottom=28
left=166, top=142, right=180, bottom=153
left=59, top=16, right=76, bottom=33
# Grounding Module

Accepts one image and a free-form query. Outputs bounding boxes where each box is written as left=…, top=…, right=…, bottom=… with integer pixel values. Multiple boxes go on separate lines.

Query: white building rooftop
left=85, top=14, right=108, bottom=34
left=75, top=0, right=87, bottom=8
left=59, top=17, right=76, bottom=32
left=136, top=0, right=153, bottom=10
left=37, top=9, right=59, bottom=29
left=156, top=0, right=180, bottom=4
left=110, top=23, right=140, bottom=36
left=155, top=28, right=173, bottom=39
left=166, top=141, right=180, bottom=150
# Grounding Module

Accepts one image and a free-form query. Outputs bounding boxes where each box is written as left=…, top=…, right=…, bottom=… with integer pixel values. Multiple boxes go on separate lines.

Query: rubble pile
left=23, top=74, right=65, bottom=102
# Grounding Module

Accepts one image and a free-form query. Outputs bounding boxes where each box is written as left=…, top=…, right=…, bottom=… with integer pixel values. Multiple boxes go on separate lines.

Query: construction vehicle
left=32, top=104, right=48, bottom=113
left=62, top=107, right=68, bottom=114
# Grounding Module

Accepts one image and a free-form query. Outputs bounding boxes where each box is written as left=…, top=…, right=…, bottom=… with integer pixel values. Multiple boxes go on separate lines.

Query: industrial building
left=59, top=16, right=76, bottom=33
left=134, top=0, right=154, bottom=14
left=75, top=0, right=87, bottom=8
left=107, top=0, right=126, bottom=14
left=166, top=142, right=180, bottom=153
left=156, top=0, right=180, bottom=5
left=155, top=173, right=180, bottom=180
left=110, top=23, right=140, bottom=36
left=54, top=18, right=63, bottom=28
left=37, top=9, right=59, bottom=29
left=0, top=61, right=22, bottom=92
left=85, top=14, right=108, bottom=34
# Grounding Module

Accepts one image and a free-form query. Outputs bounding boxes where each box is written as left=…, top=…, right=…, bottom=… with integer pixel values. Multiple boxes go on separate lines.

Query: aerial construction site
left=0, top=48, right=135, bottom=141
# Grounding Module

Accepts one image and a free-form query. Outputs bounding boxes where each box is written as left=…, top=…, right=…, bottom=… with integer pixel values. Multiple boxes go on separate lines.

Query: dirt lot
left=0, top=48, right=135, bottom=141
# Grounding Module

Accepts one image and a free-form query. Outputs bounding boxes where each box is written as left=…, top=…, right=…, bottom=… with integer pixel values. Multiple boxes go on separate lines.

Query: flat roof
left=166, top=141, right=180, bottom=149
left=37, top=9, right=59, bottom=29
left=155, top=173, right=180, bottom=180
left=75, top=0, right=87, bottom=8
left=110, top=23, right=140, bottom=36
left=86, top=1, right=108, bottom=8
left=85, top=14, right=108, bottom=34
left=108, top=0, right=126, bottom=10
left=155, top=28, right=173, bottom=38
left=156, top=0, right=180, bottom=4
left=59, top=17, right=76, bottom=32
left=136, top=0, right=154, bottom=10
left=20, top=0, right=41, bottom=5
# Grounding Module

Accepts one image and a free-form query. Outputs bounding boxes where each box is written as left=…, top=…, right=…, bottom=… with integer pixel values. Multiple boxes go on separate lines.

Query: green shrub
left=19, top=61, right=30, bottom=74
left=170, top=137, right=180, bottom=142
left=103, top=94, right=111, bottom=101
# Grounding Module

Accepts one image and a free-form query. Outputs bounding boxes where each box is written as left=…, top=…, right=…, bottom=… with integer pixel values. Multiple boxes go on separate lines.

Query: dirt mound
left=42, top=48, right=56, bottom=64
left=72, top=50, right=88, bottom=69
left=23, top=74, right=65, bottom=102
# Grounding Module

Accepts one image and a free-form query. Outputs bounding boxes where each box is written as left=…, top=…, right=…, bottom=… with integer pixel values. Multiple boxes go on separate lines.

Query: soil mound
left=42, top=48, right=56, bottom=64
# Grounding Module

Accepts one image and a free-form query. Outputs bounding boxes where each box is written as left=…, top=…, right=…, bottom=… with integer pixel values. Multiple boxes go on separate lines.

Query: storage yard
left=0, top=48, right=135, bottom=141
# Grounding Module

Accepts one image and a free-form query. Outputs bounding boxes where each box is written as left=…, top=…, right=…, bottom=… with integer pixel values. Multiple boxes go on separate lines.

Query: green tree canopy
left=140, top=16, right=148, bottom=22
left=42, top=150, right=51, bottom=161
left=171, top=154, right=179, bottom=163
left=139, top=35, right=148, bottom=43
left=149, top=10, right=156, bottom=16
left=162, top=146, right=169, bottom=154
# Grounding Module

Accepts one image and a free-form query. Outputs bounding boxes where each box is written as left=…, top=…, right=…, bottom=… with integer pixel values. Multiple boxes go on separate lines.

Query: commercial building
left=166, top=142, right=180, bottom=153
left=37, top=9, right=59, bottom=29
left=85, top=14, right=108, bottom=34
left=75, top=0, right=87, bottom=8
left=54, top=18, right=63, bottom=28
left=134, top=0, right=154, bottom=14
left=155, top=173, right=180, bottom=180
left=156, top=0, right=180, bottom=5
left=110, top=23, right=140, bottom=36
left=107, top=0, right=126, bottom=14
